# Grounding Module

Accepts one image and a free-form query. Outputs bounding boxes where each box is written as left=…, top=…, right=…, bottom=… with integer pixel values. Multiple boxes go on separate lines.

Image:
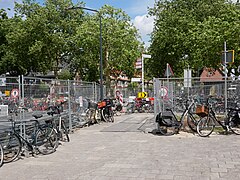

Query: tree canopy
left=148, top=0, right=240, bottom=78
left=0, top=0, right=142, bottom=83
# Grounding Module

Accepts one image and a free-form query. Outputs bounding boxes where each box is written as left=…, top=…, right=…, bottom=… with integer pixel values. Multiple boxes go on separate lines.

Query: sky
left=0, top=0, right=155, bottom=47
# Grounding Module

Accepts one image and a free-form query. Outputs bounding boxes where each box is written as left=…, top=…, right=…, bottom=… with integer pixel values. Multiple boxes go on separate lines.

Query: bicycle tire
left=60, top=121, right=70, bottom=142
left=94, top=110, right=101, bottom=124
left=35, top=126, right=58, bottom=155
left=187, top=115, right=198, bottom=132
left=109, top=109, right=114, bottom=122
left=85, top=109, right=92, bottom=125
left=101, top=108, right=108, bottom=122
left=228, top=117, right=240, bottom=135
left=101, top=108, right=114, bottom=122
left=0, top=143, right=4, bottom=167
left=197, top=116, right=215, bottom=137
left=157, top=122, right=176, bottom=136
left=3, top=132, right=21, bottom=163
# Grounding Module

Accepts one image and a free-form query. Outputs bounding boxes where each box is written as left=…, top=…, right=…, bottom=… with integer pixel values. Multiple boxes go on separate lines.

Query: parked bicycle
left=98, top=98, right=114, bottom=122
left=47, top=102, right=70, bottom=142
left=84, top=99, right=101, bottom=125
left=197, top=97, right=240, bottom=137
left=156, top=98, right=200, bottom=135
left=2, top=108, right=58, bottom=163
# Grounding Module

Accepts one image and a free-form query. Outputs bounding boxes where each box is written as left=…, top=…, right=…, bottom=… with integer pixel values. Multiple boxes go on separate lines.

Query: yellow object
left=138, top=92, right=148, bottom=98
left=5, top=91, right=10, bottom=96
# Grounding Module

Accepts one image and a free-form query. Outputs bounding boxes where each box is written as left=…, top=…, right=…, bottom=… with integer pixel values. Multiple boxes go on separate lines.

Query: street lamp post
left=66, top=6, right=103, bottom=100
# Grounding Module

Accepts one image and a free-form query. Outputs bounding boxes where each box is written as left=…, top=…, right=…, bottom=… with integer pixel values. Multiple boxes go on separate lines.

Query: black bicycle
left=197, top=98, right=240, bottom=137
left=98, top=99, right=114, bottom=123
left=2, top=112, right=58, bottom=163
left=47, top=102, right=70, bottom=142
left=156, top=99, right=200, bottom=135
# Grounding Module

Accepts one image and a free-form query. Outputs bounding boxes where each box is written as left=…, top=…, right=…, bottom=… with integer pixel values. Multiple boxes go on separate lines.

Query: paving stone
left=1, top=113, right=240, bottom=180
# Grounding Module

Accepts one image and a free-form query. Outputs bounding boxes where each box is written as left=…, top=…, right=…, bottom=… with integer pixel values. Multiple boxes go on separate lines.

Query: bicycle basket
left=88, top=101, right=97, bottom=109
left=196, top=105, right=208, bottom=117
left=156, top=111, right=179, bottom=127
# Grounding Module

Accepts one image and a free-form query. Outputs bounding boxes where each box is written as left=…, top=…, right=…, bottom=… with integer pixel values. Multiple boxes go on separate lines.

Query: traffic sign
left=137, top=92, right=148, bottom=98
left=11, top=89, right=19, bottom=98
left=160, top=86, right=168, bottom=98
left=221, top=50, right=234, bottom=64
left=5, top=91, right=10, bottom=96
left=131, top=78, right=141, bottom=82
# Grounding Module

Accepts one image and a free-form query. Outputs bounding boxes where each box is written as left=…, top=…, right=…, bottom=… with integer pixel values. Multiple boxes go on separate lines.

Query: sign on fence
left=184, top=69, right=192, bottom=87
left=0, top=105, right=8, bottom=117
left=138, top=92, right=148, bottom=98
left=0, top=78, right=6, bottom=86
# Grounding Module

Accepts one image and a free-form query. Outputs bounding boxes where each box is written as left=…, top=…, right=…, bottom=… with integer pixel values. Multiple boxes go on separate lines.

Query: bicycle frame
left=167, top=100, right=196, bottom=127
left=207, top=106, right=228, bottom=130
left=10, top=120, right=38, bottom=152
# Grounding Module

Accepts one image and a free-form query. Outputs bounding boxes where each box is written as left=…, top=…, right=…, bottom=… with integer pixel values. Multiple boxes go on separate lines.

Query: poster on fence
left=0, top=78, right=6, bottom=86
left=184, top=69, right=192, bottom=88
left=0, top=105, right=8, bottom=117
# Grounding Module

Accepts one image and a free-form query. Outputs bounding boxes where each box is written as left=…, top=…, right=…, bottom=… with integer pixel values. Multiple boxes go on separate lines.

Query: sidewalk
left=1, top=113, right=240, bottom=180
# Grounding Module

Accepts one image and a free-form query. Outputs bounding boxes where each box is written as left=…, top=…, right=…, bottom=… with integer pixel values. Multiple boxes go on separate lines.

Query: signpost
left=224, top=42, right=228, bottom=115
left=141, top=54, right=151, bottom=92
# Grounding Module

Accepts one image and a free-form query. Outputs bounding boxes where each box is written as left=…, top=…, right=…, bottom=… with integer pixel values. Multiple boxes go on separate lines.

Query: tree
left=0, top=9, right=12, bottom=75
left=1, top=0, right=84, bottom=76
left=148, top=0, right=240, bottom=78
left=74, top=5, right=141, bottom=86
left=0, top=1, right=142, bottom=85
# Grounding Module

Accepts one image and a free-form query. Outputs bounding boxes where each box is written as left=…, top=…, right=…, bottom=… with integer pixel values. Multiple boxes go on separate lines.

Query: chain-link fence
left=0, top=76, right=101, bottom=130
left=0, top=76, right=154, bottom=128
left=154, top=77, right=240, bottom=118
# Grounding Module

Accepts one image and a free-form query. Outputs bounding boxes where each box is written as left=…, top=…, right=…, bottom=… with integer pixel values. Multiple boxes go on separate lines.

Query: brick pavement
left=1, top=113, right=240, bottom=180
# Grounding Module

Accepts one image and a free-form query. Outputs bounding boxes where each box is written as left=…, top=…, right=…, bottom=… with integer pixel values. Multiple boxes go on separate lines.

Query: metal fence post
left=94, top=82, right=96, bottom=102
left=68, top=79, right=72, bottom=131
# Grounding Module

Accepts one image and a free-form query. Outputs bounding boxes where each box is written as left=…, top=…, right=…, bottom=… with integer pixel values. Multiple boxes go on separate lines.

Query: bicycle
left=2, top=110, right=58, bottom=163
left=47, top=102, right=70, bottom=142
left=196, top=97, right=240, bottom=137
left=83, top=99, right=101, bottom=126
left=98, top=99, right=114, bottom=122
left=155, top=99, right=200, bottom=135
left=0, top=142, right=3, bottom=167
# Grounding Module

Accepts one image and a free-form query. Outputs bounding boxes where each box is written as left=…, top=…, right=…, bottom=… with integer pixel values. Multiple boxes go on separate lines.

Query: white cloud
left=126, top=0, right=155, bottom=16
left=133, top=14, right=154, bottom=47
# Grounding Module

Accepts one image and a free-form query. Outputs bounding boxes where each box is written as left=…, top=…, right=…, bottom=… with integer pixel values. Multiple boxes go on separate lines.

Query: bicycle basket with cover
left=156, top=111, right=179, bottom=127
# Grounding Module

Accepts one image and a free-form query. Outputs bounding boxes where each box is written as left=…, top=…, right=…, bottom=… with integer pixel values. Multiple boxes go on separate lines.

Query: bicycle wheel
left=94, top=110, right=101, bottom=124
left=157, top=122, right=176, bottom=136
left=187, top=115, right=198, bottom=132
left=101, top=108, right=114, bottom=122
left=101, top=108, right=108, bottom=122
left=0, top=143, right=4, bottom=167
left=197, top=116, right=215, bottom=137
left=3, top=132, right=21, bottom=163
left=35, top=126, right=58, bottom=155
left=228, top=117, right=240, bottom=135
left=60, top=120, right=70, bottom=142
left=85, top=109, right=92, bottom=125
